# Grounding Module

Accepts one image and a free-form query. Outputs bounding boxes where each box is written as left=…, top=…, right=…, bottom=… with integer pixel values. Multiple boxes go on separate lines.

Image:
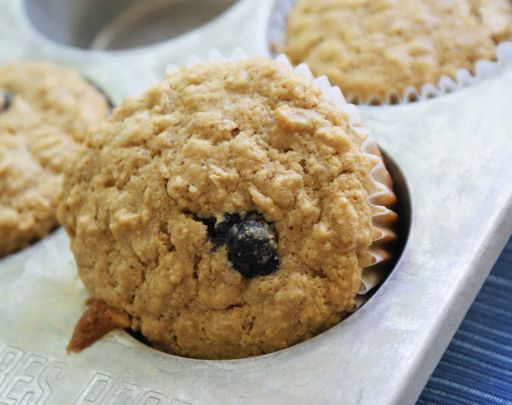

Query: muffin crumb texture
left=59, top=58, right=383, bottom=359
left=284, top=0, right=512, bottom=102
left=0, top=62, right=109, bottom=256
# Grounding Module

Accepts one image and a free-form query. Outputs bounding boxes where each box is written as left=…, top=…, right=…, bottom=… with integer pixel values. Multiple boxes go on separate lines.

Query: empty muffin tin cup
left=24, top=0, right=239, bottom=50
left=267, top=0, right=512, bottom=105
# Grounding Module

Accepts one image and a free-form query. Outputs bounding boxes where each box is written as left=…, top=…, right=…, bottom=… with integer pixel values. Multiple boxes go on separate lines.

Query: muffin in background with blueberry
left=60, top=56, right=397, bottom=359
left=0, top=62, right=110, bottom=257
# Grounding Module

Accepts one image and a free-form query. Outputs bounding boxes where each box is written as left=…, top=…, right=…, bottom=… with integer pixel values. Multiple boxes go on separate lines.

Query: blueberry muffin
left=284, top=0, right=512, bottom=103
left=0, top=62, right=110, bottom=256
left=59, top=57, right=395, bottom=359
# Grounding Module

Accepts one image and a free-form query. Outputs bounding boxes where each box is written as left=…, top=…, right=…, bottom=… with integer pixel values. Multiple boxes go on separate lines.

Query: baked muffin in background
left=60, top=56, right=397, bottom=360
left=284, top=0, right=512, bottom=103
left=0, top=62, right=110, bottom=257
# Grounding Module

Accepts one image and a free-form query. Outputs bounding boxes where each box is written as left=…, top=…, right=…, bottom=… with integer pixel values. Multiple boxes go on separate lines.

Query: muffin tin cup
left=169, top=48, right=399, bottom=302
left=267, top=0, right=512, bottom=105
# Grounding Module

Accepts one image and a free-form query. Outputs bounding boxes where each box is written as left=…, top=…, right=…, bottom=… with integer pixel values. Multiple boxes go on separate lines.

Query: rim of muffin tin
left=266, top=0, right=512, bottom=105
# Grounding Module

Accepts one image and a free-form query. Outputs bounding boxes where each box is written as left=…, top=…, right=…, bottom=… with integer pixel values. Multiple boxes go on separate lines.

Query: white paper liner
left=166, top=49, right=398, bottom=301
left=280, top=55, right=398, bottom=297
left=267, top=0, right=512, bottom=105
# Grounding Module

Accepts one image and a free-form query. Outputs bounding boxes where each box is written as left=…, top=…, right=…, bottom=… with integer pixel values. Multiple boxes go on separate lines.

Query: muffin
left=283, top=0, right=512, bottom=103
left=59, top=56, right=397, bottom=359
left=0, top=62, right=110, bottom=256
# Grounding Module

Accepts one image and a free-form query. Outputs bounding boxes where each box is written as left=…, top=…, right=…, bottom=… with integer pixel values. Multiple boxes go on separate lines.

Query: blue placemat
left=418, top=236, right=512, bottom=404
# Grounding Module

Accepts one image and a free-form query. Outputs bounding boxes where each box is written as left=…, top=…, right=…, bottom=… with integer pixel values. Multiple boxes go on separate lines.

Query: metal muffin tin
left=1, top=0, right=511, bottom=403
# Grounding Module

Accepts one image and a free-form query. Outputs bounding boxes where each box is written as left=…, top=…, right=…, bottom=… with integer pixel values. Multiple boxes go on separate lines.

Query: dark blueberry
left=200, top=212, right=280, bottom=278
left=0, top=90, right=12, bottom=113
left=225, top=216, right=279, bottom=278
left=212, top=213, right=243, bottom=247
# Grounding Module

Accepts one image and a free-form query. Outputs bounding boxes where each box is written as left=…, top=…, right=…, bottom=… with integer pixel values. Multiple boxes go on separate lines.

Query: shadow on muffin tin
left=24, top=0, right=239, bottom=50
left=122, top=150, right=413, bottom=360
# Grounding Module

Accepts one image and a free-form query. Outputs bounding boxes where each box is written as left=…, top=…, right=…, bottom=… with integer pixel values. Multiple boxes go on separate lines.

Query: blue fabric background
left=418, top=237, right=512, bottom=404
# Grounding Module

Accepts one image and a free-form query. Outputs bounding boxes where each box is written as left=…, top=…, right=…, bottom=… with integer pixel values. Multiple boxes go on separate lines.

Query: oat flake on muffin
left=284, top=0, right=512, bottom=103
left=59, top=57, right=395, bottom=359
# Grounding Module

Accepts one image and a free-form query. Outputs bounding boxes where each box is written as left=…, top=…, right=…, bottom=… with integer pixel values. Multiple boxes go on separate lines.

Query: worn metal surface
left=1, top=0, right=511, bottom=404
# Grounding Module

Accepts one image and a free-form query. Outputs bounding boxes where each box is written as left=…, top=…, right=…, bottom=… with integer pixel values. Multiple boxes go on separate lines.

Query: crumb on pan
left=67, top=300, right=130, bottom=353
